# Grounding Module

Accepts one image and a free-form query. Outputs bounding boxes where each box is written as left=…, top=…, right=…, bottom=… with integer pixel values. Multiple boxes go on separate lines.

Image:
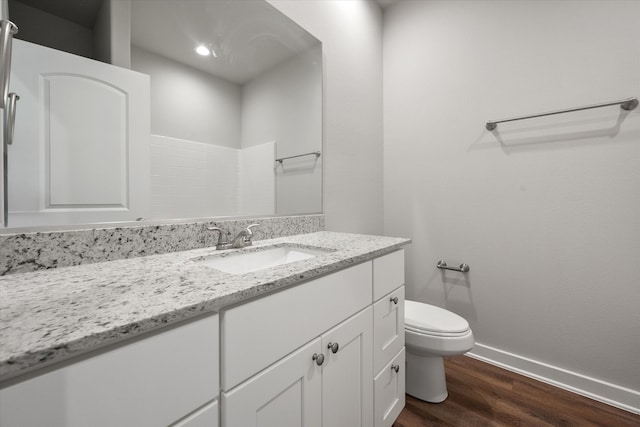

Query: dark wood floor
left=393, top=355, right=640, bottom=427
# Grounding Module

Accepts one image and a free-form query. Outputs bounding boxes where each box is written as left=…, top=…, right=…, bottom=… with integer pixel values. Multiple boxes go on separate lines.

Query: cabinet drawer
left=374, top=348, right=406, bottom=427
left=221, top=261, right=372, bottom=390
left=373, top=286, right=405, bottom=373
left=0, top=314, right=219, bottom=427
left=373, top=250, right=405, bottom=301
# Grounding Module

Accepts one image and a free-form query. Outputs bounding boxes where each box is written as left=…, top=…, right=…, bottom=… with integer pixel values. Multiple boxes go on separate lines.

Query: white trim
left=466, top=342, right=640, bottom=415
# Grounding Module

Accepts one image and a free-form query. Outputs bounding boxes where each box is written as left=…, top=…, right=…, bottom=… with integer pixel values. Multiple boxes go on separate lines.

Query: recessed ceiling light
left=195, top=45, right=210, bottom=56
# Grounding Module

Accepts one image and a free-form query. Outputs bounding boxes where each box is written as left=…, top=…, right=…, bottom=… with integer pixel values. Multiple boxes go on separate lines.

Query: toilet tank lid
left=405, top=300, right=470, bottom=334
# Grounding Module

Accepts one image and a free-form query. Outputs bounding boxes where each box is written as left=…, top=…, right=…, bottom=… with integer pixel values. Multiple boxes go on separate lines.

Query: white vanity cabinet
left=0, top=314, right=220, bottom=427
left=221, top=249, right=406, bottom=427
left=373, top=250, right=406, bottom=427
left=0, top=248, right=407, bottom=427
left=223, top=308, right=373, bottom=427
left=221, top=261, right=373, bottom=427
left=220, top=262, right=373, bottom=391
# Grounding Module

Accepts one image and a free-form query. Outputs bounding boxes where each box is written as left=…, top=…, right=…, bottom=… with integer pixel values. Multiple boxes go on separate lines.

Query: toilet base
left=405, top=351, right=448, bottom=403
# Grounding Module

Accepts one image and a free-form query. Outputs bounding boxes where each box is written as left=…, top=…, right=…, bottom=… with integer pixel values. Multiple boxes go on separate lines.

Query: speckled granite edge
left=0, top=215, right=324, bottom=276
left=0, top=231, right=410, bottom=383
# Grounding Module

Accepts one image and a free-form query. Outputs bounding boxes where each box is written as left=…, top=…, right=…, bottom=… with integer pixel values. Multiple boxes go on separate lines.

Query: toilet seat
left=405, top=325, right=470, bottom=338
left=405, top=300, right=470, bottom=336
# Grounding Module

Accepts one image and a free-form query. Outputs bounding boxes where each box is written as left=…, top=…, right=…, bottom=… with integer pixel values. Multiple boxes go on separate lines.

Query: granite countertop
left=0, top=231, right=410, bottom=383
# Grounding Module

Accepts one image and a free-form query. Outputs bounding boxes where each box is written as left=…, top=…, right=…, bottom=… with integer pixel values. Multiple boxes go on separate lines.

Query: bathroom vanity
left=0, top=232, right=409, bottom=427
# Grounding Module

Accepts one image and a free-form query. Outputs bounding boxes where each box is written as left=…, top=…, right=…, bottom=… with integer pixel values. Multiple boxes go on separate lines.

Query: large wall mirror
left=3, top=0, right=322, bottom=229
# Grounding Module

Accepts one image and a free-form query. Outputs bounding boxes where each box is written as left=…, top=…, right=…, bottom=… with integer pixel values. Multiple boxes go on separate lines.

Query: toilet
left=404, top=300, right=474, bottom=403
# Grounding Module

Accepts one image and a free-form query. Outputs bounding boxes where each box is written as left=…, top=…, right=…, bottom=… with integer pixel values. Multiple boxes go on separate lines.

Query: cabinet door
left=374, top=348, right=406, bottom=427
left=321, top=307, right=373, bottom=427
left=0, top=314, right=219, bottom=427
left=373, top=286, right=405, bottom=373
left=8, top=39, right=150, bottom=227
left=170, top=399, right=218, bottom=427
left=222, top=338, right=322, bottom=427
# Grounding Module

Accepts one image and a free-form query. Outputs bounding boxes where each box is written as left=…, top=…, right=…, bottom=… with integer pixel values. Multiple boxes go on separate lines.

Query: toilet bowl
left=405, top=300, right=474, bottom=403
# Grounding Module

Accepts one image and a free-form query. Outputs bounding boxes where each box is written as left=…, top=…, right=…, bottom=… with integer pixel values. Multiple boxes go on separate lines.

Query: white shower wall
left=150, top=136, right=275, bottom=219
left=137, top=41, right=323, bottom=218
left=238, top=143, right=276, bottom=216
left=383, top=0, right=640, bottom=412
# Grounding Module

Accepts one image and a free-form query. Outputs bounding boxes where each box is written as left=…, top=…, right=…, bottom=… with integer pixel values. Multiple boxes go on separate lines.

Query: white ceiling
left=130, top=0, right=320, bottom=84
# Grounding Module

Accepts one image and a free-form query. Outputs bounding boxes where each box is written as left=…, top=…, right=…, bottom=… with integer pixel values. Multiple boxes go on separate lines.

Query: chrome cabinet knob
left=391, top=364, right=400, bottom=373
left=390, top=296, right=399, bottom=304
left=328, top=342, right=339, bottom=354
left=312, top=353, right=325, bottom=366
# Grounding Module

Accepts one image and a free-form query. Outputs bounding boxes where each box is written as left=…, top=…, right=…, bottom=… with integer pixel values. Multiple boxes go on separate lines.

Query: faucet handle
left=206, top=226, right=228, bottom=245
left=246, top=223, right=260, bottom=235
left=237, top=224, right=260, bottom=247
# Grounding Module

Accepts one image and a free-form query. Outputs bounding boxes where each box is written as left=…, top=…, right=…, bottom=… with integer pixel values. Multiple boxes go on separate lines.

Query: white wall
left=242, top=45, right=322, bottom=215
left=241, top=45, right=322, bottom=150
left=383, top=0, right=640, bottom=412
left=131, top=46, right=242, bottom=148
left=269, top=0, right=384, bottom=234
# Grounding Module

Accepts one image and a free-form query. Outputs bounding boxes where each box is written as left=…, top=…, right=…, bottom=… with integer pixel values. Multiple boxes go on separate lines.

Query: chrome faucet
left=231, top=224, right=259, bottom=248
left=206, top=224, right=259, bottom=250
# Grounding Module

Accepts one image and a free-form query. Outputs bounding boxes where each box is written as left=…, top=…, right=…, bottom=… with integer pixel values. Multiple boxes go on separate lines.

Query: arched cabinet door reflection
left=8, top=39, right=150, bottom=227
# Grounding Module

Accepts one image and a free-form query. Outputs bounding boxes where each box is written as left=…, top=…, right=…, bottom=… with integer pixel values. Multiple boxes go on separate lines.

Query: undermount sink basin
left=192, top=245, right=330, bottom=275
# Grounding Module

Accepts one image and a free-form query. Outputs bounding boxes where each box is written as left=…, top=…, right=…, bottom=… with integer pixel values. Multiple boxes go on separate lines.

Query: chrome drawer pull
left=390, top=296, right=399, bottom=304
left=391, top=364, right=400, bottom=373
left=328, top=342, right=339, bottom=354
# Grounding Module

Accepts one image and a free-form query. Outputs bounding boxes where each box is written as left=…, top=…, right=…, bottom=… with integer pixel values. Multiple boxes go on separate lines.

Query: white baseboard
left=466, top=342, right=640, bottom=415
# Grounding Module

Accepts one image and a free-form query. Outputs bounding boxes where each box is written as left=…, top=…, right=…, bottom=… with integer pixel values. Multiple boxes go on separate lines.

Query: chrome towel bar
left=276, top=151, right=321, bottom=164
left=437, top=260, right=470, bottom=273
left=486, top=97, right=638, bottom=131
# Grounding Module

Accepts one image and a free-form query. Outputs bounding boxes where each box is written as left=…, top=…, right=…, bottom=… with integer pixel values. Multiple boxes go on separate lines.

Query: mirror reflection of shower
left=3, top=0, right=322, bottom=228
